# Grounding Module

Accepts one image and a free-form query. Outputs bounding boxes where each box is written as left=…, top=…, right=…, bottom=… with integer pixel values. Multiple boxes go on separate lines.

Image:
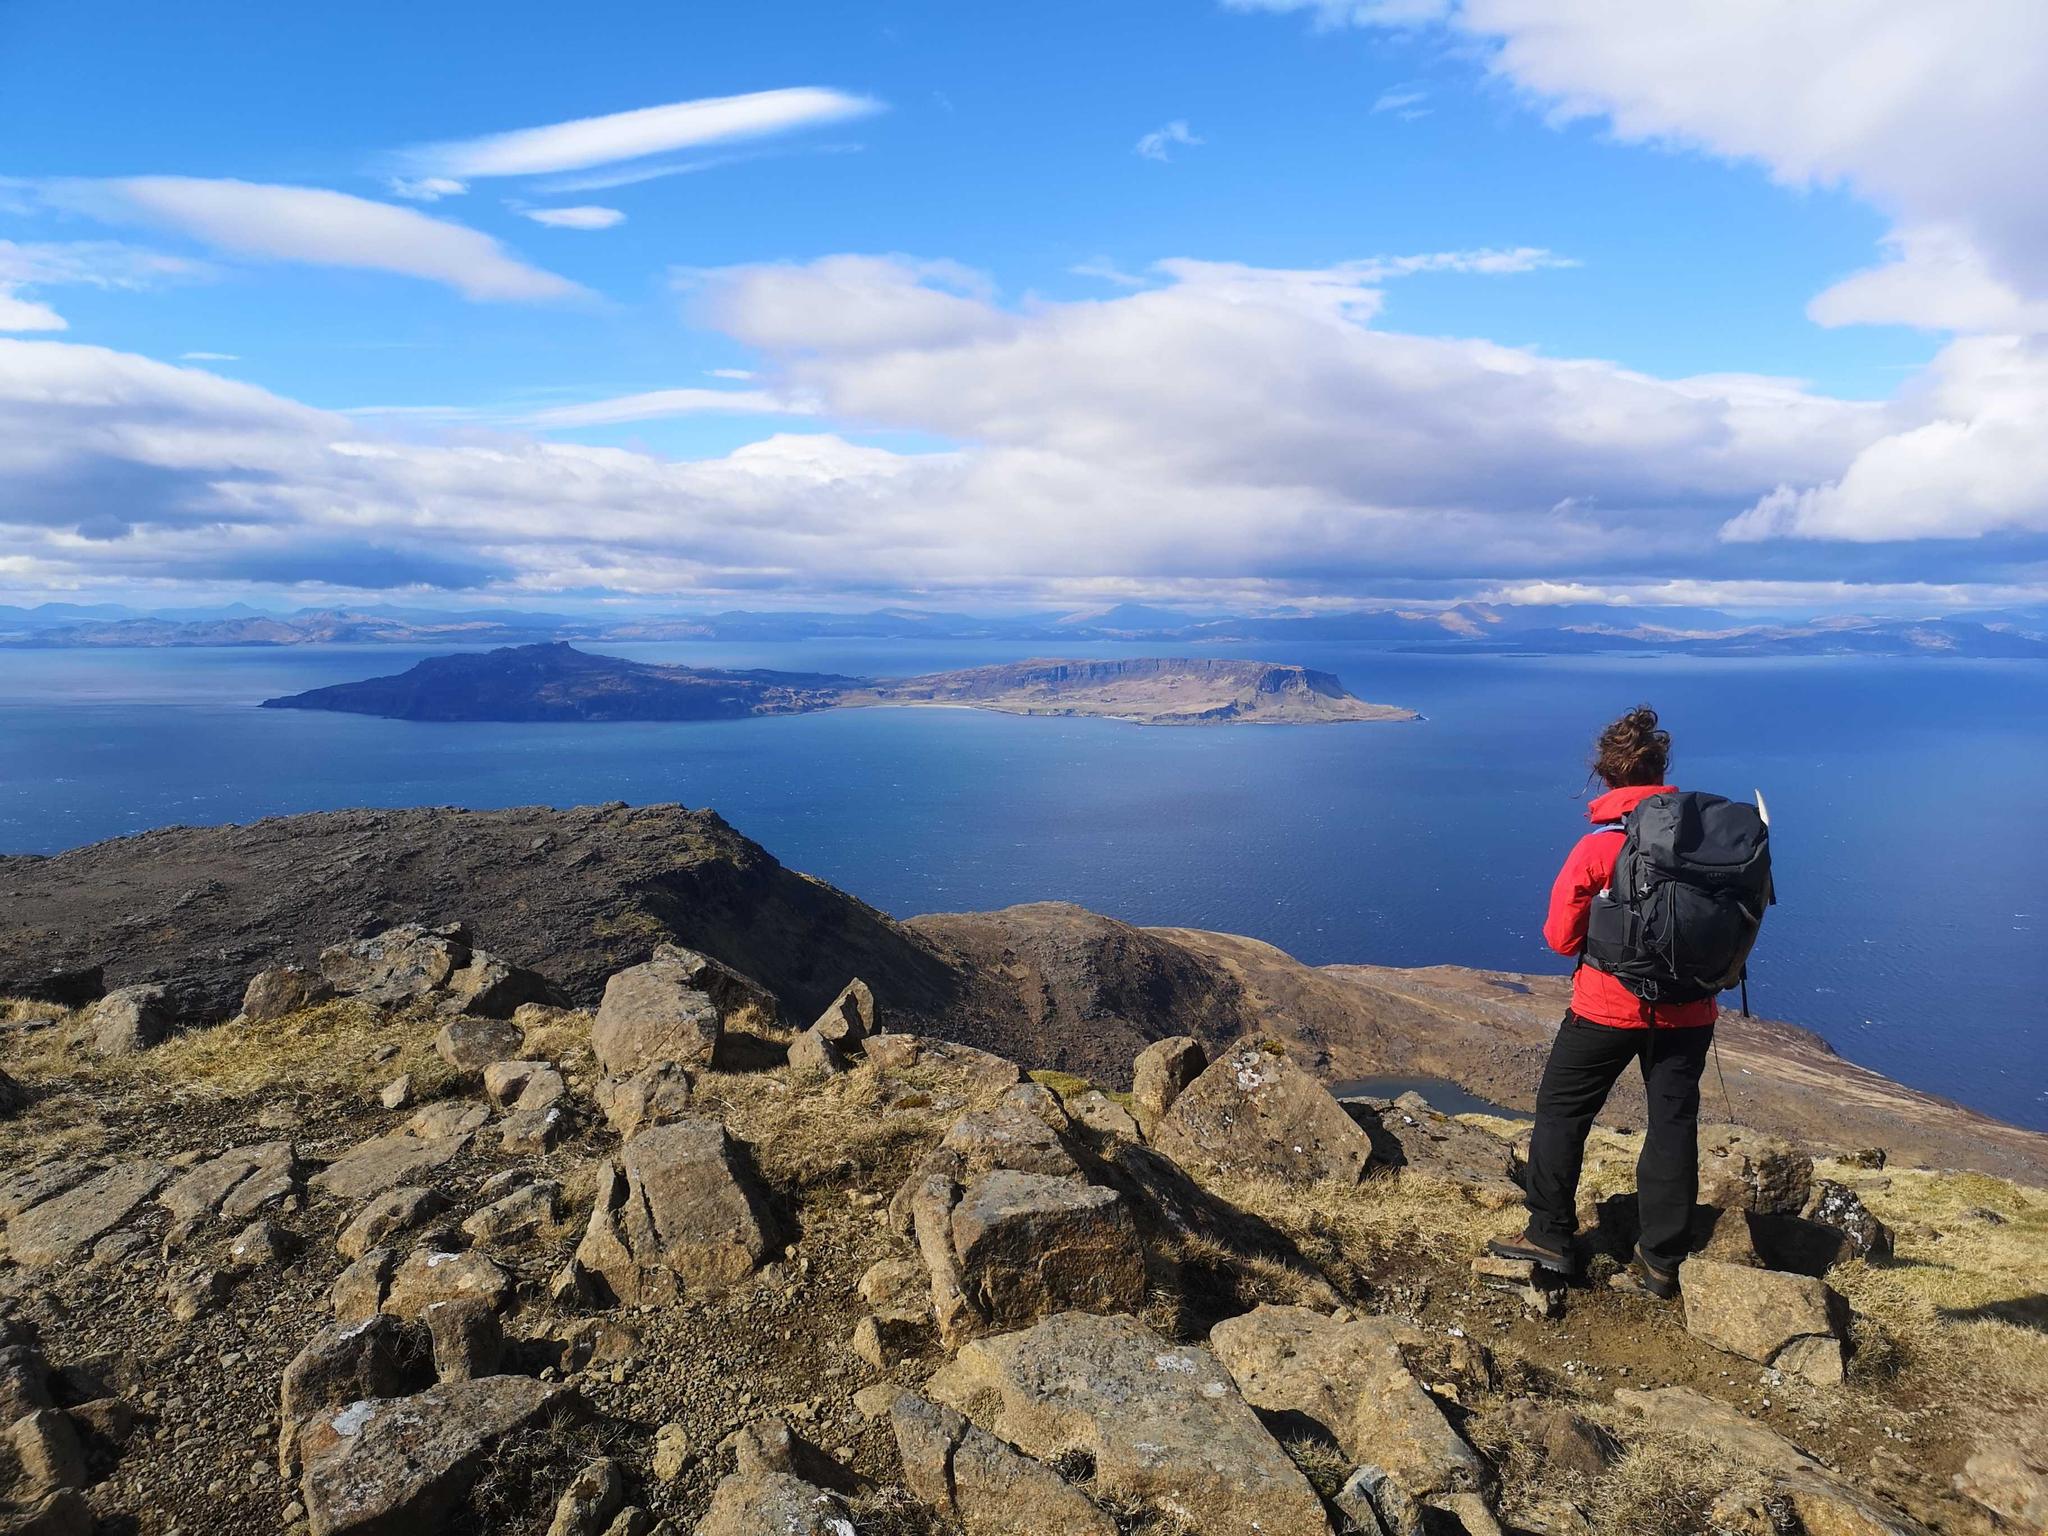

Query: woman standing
left=1490, top=707, right=1718, bottom=1299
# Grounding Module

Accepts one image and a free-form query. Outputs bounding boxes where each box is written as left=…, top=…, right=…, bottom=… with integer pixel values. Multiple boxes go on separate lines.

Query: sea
left=1, top=641, right=2043, bottom=1131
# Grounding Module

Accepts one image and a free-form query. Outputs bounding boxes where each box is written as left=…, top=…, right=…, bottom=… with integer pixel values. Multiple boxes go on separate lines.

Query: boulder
left=785, top=1027, right=847, bottom=1084
left=928, top=1311, right=1331, bottom=1536
left=887, top=1102, right=1081, bottom=1235
left=1152, top=1037, right=1373, bottom=1185
left=1954, top=1440, right=2048, bottom=1532
left=1499, top=1398, right=1620, bottom=1482
left=0, top=1490, right=93, bottom=1536
left=642, top=944, right=779, bottom=1030
left=337, top=1188, right=446, bottom=1262
left=278, top=1316, right=429, bottom=1475
left=1799, top=1180, right=1894, bottom=1262
left=575, top=1117, right=771, bottom=1305
left=888, top=1388, right=1117, bottom=1536
left=433, top=1016, right=525, bottom=1073
left=591, top=958, right=721, bottom=1075
left=297, top=1374, right=569, bottom=1536
left=480, top=1059, right=558, bottom=1108
left=425, top=1299, right=505, bottom=1383
left=239, top=965, right=335, bottom=1023
left=4, top=1159, right=171, bottom=1267
left=808, top=978, right=873, bottom=1045
left=1689, top=1203, right=1765, bottom=1267
left=862, top=1035, right=1023, bottom=1096
left=407, top=1101, right=490, bottom=1140
left=1681, top=1258, right=1848, bottom=1384
left=948, top=1171, right=1146, bottom=1333
left=693, top=1471, right=851, bottom=1536
left=382, top=1245, right=513, bottom=1321
left=1344, top=1092, right=1522, bottom=1208
left=319, top=923, right=470, bottom=1004
left=227, top=1216, right=298, bottom=1269
left=461, top=1181, right=559, bottom=1246
left=500, top=1103, right=570, bottom=1155
left=1337, top=1465, right=1428, bottom=1536
left=1131, top=1036, right=1206, bottom=1133
left=83, top=984, right=177, bottom=1056
left=8, top=1409, right=85, bottom=1495
left=331, top=1247, right=400, bottom=1326
left=1209, top=1304, right=1488, bottom=1502
left=441, top=948, right=559, bottom=1018
left=595, top=1063, right=694, bottom=1139
left=1697, top=1125, right=1813, bottom=1215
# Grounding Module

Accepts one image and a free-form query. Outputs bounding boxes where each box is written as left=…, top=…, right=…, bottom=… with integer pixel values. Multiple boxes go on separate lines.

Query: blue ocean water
left=1, top=642, right=2042, bottom=1129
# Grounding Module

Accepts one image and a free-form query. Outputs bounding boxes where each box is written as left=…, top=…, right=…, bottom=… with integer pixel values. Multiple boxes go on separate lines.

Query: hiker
left=1491, top=705, right=1771, bottom=1298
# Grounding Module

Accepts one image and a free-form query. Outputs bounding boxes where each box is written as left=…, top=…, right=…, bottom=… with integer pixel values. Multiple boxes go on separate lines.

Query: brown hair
left=1592, top=705, right=1670, bottom=789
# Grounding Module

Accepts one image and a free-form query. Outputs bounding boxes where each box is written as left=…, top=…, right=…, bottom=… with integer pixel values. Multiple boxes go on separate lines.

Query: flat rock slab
left=929, top=1310, right=1331, bottom=1536
left=6, top=1160, right=171, bottom=1267
left=0, top=1160, right=95, bottom=1222
left=299, top=1374, right=568, bottom=1536
left=1152, top=1037, right=1373, bottom=1185
left=1211, top=1303, right=1487, bottom=1502
left=1681, top=1258, right=1847, bottom=1384
left=694, top=1470, right=855, bottom=1536
left=888, top=1388, right=1116, bottom=1536
left=159, top=1141, right=299, bottom=1226
left=311, top=1133, right=469, bottom=1204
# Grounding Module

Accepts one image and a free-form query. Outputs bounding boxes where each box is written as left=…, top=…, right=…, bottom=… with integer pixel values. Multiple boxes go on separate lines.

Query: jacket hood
left=1587, top=784, right=1675, bottom=823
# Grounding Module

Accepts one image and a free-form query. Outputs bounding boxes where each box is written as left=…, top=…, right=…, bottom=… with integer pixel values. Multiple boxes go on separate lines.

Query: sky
left=2, top=0, right=2046, bottom=617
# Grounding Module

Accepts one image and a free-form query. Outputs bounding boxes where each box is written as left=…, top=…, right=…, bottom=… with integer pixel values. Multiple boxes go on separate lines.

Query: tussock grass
left=696, top=1059, right=947, bottom=1193
left=136, top=998, right=462, bottom=1100
left=1206, top=1169, right=1507, bottom=1273
left=1585, top=1430, right=1777, bottom=1536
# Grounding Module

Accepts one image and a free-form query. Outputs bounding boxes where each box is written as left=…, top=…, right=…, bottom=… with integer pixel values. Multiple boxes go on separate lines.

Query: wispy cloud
left=386, top=176, right=467, bottom=202
left=180, top=351, right=238, bottom=361
left=519, top=205, right=626, bottom=230
left=1371, top=86, right=1429, bottom=118
left=401, top=87, right=882, bottom=181
left=1135, top=120, right=1205, bottom=162
left=1070, top=257, right=1149, bottom=289
left=522, top=387, right=815, bottom=428
left=46, top=178, right=582, bottom=303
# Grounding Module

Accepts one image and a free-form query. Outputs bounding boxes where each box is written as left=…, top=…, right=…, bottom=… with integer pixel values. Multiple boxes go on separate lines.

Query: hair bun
left=1592, top=705, right=1671, bottom=789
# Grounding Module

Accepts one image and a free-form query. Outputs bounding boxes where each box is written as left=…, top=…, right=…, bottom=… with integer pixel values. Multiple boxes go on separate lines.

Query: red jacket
left=1545, top=784, right=1718, bottom=1030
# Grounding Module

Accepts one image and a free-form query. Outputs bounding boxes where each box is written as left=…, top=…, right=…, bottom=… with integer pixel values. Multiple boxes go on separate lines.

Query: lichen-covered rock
left=1697, top=1125, right=1814, bottom=1215
left=239, top=965, right=334, bottom=1023
left=928, top=1311, right=1331, bottom=1536
left=278, top=1315, right=429, bottom=1475
left=1210, top=1304, right=1489, bottom=1502
left=1130, top=1036, right=1206, bottom=1133
left=1063, top=1089, right=1139, bottom=1141
left=576, top=1117, right=771, bottom=1305
left=948, top=1171, right=1145, bottom=1333
left=433, top=1015, right=525, bottom=1073
left=887, top=1388, right=1116, bottom=1536
left=1681, top=1258, right=1848, bottom=1383
left=692, top=1471, right=852, bottom=1536
left=1152, top=1037, right=1373, bottom=1185
left=595, top=1062, right=695, bottom=1139
left=5, top=1159, right=171, bottom=1267
left=591, top=957, right=721, bottom=1075
left=297, top=1375, right=569, bottom=1536
left=1801, top=1180, right=1894, bottom=1261
left=83, top=984, right=177, bottom=1056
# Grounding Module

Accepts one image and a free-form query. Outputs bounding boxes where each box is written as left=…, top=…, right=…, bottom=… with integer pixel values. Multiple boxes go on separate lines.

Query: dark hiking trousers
left=1522, top=1010, right=1714, bottom=1272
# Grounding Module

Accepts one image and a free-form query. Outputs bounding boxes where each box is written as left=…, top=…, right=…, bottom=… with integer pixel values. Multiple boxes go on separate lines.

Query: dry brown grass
left=695, top=1056, right=960, bottom=1194
left=1206, top=1168, right=1508, bottom=1273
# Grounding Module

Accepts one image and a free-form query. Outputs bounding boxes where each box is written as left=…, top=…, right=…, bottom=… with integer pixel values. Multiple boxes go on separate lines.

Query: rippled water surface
left=2, top=642, right=2042, bottom=1128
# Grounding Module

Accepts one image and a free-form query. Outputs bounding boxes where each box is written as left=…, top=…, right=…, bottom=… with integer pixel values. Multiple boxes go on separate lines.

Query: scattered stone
left=576, top=1117, right=771, bottom=1304
left=425, top=1299, right=504, bottom=1383
left=462, top=1181, right=559, bottom=1245
left=1840, top=1147, right=1888, bottom=1170
left=500, top=1103, right=570, bottom=1155
left=1471, top=1254, right=1536, bottom=1284
left=6, top=1159, right=171, bottom=1267
left=408, top=1101, right=490, bottom=1141
left=278, top=1316, right=429, bottom=1475
left=1152, top=1037, right=1373, bottom=1185
left=297, top=1375, right=569, bottom=1536
left=693, top=1471, right=852, bottom=1536
left=1130, top=1035, right=1207, bottom=1134
left=888, top=1387, right=1116, bottom=1536
left=82, top=983, right=178, bottom=1056
left=377, top=1076, right=413, bottom=1111
left=164, top=1263, right=232, bottom=1322
left=1500, top=1398, right=1620, bottom=1481
left=1337, top=1465, right=1428, bottom=1536
left=651, top=1422, right=693, bottom=1483
left=929, top=1311, right=1331, bottom=1536
left=1681, top=1258, right=1848, bottom=1384
left=848, top=1314, right=924, bottom=1371
left=1210, top=1304, right=1488, bottom=1502
left=434, top=1015, right=525, bottom=1073
left=338, top=1188, right=446, bottom=1262
left=0, top=1345, right=55, bottom=1422
left=590, top=955, right=722, bottom=1076
left=227, top=1216, right=298, bottom=1270
left=722, top=1416, right=855, bottom=1492
left=382, top=1245, right=513, bottom=1321
left=594, top=1062, right=695, bottom=1138
left=481, top=1059, right=549, bottom=1106
left=948, top=1170, right=1146, bottom=1334
left=857, top=1256, right=928, bottom=1316
left=546, top=1457, right=624, bottom=1536
left=1953, top=1440, right=2048, bottom=1532
left=239, top=966, right=335, bottom=1023
left=1697, top=1125, right=1813, bottom=1215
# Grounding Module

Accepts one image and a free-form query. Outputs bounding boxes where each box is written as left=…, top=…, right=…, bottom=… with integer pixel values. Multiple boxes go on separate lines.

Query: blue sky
left=2, top=0, right=2044, bottom=613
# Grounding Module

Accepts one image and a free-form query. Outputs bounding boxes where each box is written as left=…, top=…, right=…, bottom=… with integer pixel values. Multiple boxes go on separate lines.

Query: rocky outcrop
left=297, top=1375, right=569, bottom=1536
left=1151, top=1037, right=1374, bottom=1184
left=1130, top=1035, right=1205, bottom=1132
left=4, top=1160, right=170, bottom=1267
left=1343, top=1091, right=1523, bottom=1206
left=693, top=1470, right=852, bottom=1536
left=575, top=1118, right=772, bottom=1305
left=238, top=965, right=334, bottom=1023
left=928, top=1311, right=1331, bottom=1536
left=886, top=1388, right=1117, bottom=1536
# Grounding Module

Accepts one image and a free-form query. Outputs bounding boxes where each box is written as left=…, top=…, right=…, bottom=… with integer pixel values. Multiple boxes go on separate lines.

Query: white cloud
left=0, top=290, right=66, bottom=331
left=386, top=176, right=468, bottom=202
left=689, top=255, right=1008, bottom=353
left=1135, top=121, right=1205, bottom=161
left=1070, top=257, right=1148, bottom=290
left=403, top=87, right=881, bottom=180
left=523, top=387, right=813, bottom=428
left=520, top=205, right=626, bottom=231
left=1810, top=225, right=2048, bottom=335
left=180, top=351, right=238, bottom=361
left=51, top=178, right=581, bottom=303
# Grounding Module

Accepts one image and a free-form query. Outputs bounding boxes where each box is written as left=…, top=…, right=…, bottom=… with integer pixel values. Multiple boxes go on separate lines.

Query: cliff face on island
left=258, top=642, right=1417, bottom=726
left=2, top=803, right=2045, bottom=1536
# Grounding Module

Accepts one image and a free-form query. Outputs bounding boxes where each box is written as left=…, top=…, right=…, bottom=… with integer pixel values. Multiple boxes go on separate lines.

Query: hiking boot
left=1486, top=1230, right=1576, bottom=1277
left=1630, top=1245, right=1681, bottom=1300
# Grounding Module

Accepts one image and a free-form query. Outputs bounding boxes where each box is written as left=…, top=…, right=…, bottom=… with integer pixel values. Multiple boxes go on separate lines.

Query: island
left=258, top=643, right=1417, bottom=726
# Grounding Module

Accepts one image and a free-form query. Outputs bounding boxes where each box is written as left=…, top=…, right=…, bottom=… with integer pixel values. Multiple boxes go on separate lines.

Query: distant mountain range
left=4, top=597, right=2045, bottom=658
left=260, top=644, right=1417, bottom=726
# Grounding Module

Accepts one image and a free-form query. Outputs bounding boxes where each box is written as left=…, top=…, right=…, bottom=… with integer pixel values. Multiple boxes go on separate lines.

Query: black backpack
left=1582, top=790, right=1774, bottom=1007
